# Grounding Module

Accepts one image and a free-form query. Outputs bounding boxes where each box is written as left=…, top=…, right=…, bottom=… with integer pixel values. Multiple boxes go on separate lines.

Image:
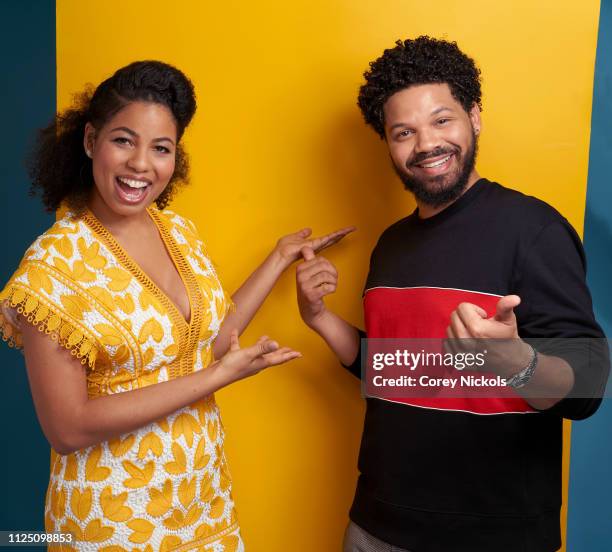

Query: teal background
left=567, top=1, right=612, bottom=550
left=0, top=0, right=55, bottom=537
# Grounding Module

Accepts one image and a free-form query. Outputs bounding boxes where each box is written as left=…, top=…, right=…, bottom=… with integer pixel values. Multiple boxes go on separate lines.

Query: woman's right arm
left=21, top=322, right=299, bottom=455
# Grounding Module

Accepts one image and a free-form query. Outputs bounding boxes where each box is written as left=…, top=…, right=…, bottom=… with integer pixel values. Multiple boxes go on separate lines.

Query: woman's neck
left=87, top=192, right=153, bottom=238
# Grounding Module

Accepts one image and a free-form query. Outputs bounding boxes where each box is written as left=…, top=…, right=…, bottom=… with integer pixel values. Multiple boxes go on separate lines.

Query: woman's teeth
left=117, top=177, right=149, bottom=189
left=419, top=155, right=452, bottom=168
left=115, top=176, right=150, bottom=204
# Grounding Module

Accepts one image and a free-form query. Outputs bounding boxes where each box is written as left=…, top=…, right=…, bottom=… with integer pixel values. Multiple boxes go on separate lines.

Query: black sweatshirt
left=345, top=179, right=609, bottom=552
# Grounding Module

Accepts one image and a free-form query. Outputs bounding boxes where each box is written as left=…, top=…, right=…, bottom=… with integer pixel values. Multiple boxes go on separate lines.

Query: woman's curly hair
left=357, top=36, right=482, bottom=139
left=28, top=60, right=197, bottom=213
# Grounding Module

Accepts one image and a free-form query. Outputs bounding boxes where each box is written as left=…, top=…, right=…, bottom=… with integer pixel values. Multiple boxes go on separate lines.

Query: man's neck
left=416, top=170, right=481, bottom=219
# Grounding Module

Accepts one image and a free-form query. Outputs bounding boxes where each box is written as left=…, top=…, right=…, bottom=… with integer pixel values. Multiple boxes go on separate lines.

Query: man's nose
left=415, top=128, right=441, bottom=155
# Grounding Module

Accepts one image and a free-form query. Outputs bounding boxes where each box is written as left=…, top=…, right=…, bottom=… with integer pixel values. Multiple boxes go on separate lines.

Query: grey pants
left=343, top=521, right=412, bottom=552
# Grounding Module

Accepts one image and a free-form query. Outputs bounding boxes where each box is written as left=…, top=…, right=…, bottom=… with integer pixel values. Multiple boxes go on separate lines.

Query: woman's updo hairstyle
left=28, top=60, right=197, bottom=213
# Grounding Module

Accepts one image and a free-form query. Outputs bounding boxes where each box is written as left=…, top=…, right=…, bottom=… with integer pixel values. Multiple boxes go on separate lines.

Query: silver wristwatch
left=505, top=344, right=538, bottom=389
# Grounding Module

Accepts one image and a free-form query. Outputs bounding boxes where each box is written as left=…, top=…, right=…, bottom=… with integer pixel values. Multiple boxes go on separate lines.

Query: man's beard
left=392, top=131, right=478, bottom=209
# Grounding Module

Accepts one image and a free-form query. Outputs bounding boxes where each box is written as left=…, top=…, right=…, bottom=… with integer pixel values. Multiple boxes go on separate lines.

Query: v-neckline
left=82, top=207, right=201, bottom=333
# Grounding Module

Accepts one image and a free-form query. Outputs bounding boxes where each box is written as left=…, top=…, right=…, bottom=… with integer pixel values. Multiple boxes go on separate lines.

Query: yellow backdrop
left=57, top=1, right=600, bottom=550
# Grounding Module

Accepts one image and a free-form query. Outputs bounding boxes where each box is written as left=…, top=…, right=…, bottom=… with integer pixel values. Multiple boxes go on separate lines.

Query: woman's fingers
left=251, top=338, right=279, bottom=358
left=295, top=227, right=312, bottom=239
left=311, top=226, right=356, bottom=252
left=255, top=348, right=302, bottom=370
left=328, top=226, right=357, bottom=240
left=270, top=350, right=302, bottom=364
left=227, top=335, right=302, bottom=378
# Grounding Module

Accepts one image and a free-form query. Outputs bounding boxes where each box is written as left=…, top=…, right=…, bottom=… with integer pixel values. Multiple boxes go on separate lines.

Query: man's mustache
left=408, top=146, right=460, bottom=167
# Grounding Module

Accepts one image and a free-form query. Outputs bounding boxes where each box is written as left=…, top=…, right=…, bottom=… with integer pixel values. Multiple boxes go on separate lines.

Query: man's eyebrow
left=388, top=106, right=454, bottom=131
left=431, top=106, right=453, bottom=116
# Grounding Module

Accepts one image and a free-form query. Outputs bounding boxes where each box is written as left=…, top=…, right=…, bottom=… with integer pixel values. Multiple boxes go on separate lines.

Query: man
left=296, top=37, right=609, bottom=552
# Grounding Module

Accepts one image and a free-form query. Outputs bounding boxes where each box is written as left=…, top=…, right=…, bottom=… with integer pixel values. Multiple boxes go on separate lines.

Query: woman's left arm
left=212, top=226, right=354, bottom=359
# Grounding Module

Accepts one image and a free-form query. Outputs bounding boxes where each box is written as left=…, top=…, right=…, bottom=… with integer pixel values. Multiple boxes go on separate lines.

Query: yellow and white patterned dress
left=0, top=207, right=243, bottom=552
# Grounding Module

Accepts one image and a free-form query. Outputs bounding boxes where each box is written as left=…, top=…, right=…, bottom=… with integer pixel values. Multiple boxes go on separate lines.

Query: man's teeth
left=118, top=177, right=149, bottom=189
left=419, top=155, right=452, bottom=169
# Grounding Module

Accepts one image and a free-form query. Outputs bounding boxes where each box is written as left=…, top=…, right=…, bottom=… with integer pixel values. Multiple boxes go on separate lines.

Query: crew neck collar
left=412, top=178, right=488, bottom=226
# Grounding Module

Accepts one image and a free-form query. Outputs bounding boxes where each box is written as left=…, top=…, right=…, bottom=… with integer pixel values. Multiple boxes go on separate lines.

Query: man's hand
left=448, top=295, right=520, bottom=340
left=296, top=246, right=338, bottom=328
left=294, top=246, right=361, bottom=367
left=446, top=295, right=532, bottom=376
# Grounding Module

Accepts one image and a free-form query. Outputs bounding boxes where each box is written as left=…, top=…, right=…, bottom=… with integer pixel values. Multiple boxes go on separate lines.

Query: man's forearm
left=307, top=309, right=361, bottom=366
left=515, top=352, right=575, bottom=410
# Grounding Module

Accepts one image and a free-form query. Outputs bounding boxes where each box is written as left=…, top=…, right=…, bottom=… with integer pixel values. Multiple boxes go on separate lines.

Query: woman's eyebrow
left=110, top=127, right=175, bottom=145
left=110, top=126, right=137, bottom=136
left=153, top=137, right=175, bottom=145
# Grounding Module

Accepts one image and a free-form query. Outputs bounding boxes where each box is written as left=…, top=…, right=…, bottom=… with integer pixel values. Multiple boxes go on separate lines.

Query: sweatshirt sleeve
left=513, top=219, right=610, bottom=420
left=341, top=329, right=367, bottom=379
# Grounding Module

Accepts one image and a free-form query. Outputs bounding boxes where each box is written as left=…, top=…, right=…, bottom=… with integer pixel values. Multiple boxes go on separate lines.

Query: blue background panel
left=0, top=0, right=55, bottom=535
left=568, top=0, right=612, bottom=550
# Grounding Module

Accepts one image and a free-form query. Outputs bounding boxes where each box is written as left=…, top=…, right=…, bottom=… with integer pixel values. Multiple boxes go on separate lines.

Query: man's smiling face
left=384, top=83, right=480, bottom=208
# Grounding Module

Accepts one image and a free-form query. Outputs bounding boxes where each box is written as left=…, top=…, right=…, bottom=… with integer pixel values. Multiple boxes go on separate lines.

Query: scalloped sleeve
left=0, top=259, right=101, bottom=368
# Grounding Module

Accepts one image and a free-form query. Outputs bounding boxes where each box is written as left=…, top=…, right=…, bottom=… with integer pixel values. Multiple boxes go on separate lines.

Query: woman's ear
left=83, top=122, right=95, bottom=158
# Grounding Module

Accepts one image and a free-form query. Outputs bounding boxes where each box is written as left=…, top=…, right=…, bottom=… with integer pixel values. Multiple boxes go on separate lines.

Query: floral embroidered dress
left=0, top=207, right=243, bottom=552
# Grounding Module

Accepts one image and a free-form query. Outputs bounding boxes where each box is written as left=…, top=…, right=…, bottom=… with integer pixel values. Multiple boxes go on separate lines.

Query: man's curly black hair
left=357, top=36, right=482, bottom=139
left=28, top=60, right=196, bottom=213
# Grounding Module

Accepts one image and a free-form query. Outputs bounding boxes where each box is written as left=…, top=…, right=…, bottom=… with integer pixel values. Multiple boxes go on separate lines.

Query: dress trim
left=81, top=208, right=203, bottom=380
left=170, top=520, right=239, bottom=551
left=0, top=283, right=98, bottom=368
left=149, top=209, right=204, bottom=380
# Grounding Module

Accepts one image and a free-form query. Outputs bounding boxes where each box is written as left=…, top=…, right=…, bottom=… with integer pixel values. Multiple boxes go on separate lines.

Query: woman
left=0, top=61, right=352, bottom=551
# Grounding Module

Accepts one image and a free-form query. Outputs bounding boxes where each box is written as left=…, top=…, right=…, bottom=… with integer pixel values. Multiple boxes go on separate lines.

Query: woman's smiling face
left=85, top=101, right=178, bottom=217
